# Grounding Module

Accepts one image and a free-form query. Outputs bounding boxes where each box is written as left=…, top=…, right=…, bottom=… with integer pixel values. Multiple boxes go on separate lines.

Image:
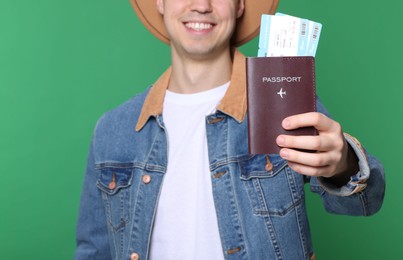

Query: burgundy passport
left=246, top=56, right=317, bottom=154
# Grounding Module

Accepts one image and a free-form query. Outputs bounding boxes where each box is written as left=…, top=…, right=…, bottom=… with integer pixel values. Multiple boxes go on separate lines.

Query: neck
left=167, top=48, right=233, bottom=94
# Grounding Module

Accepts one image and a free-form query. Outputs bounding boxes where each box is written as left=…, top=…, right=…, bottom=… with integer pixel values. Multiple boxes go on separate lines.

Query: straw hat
left=130, top=0, right=279, bottom=46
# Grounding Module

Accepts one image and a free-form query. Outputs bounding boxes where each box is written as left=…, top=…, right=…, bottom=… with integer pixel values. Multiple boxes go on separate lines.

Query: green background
left=1, top=0, right=401, bottom=259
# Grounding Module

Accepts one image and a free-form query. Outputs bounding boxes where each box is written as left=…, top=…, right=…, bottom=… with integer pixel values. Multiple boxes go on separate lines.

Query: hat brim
left=130, top=0, right=279, bottom=47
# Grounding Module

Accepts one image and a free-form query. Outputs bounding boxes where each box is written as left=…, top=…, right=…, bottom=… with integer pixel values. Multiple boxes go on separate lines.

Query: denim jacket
left=75, top=50, right=385, bottom=260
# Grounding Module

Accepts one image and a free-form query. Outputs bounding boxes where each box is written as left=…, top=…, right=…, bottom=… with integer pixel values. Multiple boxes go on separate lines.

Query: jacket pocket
left=97, top=166, right=134, bottom=232
left=240, top=155, right=304, bottom=217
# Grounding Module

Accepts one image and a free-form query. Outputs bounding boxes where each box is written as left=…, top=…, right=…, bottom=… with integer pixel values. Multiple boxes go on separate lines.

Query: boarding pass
left=258, top=13, right=322, bottom=57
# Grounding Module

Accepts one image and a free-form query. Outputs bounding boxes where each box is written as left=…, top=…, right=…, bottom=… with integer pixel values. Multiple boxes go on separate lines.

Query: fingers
left=276, top=133, right=346, bottom=177
left=276, top=134, right=337, bottom=152
left=283, top=112, right=340, bottom=132
left=279, top=147, right=342, bottom=168
left=278, top=112, right=349, bottom=178
left=279, top=148, right=342, bottom=177
left=286, top=161, right=333, bottom=177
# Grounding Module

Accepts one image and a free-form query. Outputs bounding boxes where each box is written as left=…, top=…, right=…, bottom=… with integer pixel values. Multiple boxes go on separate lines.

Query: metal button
left=142, top=174, right=151, bottom=184
left=265, top=163, right=273, bottom=172
left=108, top=173, right=116, bottom=190
left=213, top=171, right=227, bottom=179
left=208, top=117, right=224, bottom=124
left=227, top=247, right=241, bottom=254
left=130, top=252, right=139, bottom=260
left=265, top=156, right=273, bottom=172
left=108, top=182, right=116, bottom=190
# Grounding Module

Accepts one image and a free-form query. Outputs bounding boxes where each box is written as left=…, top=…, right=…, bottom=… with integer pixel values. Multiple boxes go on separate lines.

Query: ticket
left=275, top=13, right=310, bottom=56
left=258, top=13, right=322, bottom=57
left=306, top=21, right=322, bottom=57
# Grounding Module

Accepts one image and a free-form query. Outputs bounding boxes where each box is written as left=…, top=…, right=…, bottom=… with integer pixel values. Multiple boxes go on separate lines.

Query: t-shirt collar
left=135, top=49, right=247, bottom=131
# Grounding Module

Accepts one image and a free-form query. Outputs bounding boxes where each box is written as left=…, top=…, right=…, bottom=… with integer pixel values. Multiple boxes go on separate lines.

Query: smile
left=184, top=22, right=214, bottom=31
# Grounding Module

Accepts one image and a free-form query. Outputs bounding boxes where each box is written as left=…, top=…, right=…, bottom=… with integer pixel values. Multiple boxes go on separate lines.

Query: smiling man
left=75, top=0, right=385, bottom=259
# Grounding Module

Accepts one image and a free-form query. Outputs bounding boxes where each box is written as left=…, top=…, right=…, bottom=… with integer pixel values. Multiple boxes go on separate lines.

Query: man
left=75, top=0, right=385, bottom=259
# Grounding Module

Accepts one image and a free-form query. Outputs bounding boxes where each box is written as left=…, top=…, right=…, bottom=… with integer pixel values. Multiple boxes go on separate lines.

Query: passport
left=246, top=56, right=317, bottom=154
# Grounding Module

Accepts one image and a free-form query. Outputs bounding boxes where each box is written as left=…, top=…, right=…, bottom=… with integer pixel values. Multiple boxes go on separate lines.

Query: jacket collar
left=135, top=49, right=247, bottom=131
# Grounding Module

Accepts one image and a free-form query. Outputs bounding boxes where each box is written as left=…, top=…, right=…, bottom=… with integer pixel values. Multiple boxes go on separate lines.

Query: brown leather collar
left=135, top=49, right=247, bottom=131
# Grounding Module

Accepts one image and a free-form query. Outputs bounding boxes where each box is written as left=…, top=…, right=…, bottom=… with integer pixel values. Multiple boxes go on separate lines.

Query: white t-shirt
left=149, top=83, right=229, bottom=260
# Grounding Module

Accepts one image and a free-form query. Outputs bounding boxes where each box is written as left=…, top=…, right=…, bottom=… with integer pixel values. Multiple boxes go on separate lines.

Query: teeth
left=185, top=22, right=213, bottom=31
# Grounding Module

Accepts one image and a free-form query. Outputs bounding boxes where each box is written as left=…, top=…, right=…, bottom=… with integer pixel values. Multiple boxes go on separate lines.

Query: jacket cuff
left=316, top=133, right=369, bottom=196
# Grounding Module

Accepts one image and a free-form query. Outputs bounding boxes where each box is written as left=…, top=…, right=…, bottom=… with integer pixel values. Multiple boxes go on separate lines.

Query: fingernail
left=277, top=136, right=285, bottom=146
left=280, top=149, right=289, bottom=158
left=283, top=119, right=291, bottom=129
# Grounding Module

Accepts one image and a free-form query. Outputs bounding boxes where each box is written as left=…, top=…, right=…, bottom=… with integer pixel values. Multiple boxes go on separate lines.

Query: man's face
left=156, top=0, right=245, bottom=59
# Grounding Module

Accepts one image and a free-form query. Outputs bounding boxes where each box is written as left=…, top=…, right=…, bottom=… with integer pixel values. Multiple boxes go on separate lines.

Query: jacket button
left=130, top=253, right=139, bottom=260
left=108, top=173, right=117, bottom=189
left=108, top=182, right=116, bottom=190
left=265, top=163, right=273, bottom=172
left=142, top=174, right=151, bottom=184
left=208, top=117, right=224, bottom=124
left=265, top=156, right=273, bottom=172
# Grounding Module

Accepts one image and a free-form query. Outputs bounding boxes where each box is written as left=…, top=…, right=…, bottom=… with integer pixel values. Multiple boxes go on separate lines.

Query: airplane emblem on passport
left=277, top=88, right=286, bottom=98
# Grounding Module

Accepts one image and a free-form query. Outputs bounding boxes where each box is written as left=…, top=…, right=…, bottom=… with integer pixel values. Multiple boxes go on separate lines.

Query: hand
left=276, top=112, right=358, bottom=184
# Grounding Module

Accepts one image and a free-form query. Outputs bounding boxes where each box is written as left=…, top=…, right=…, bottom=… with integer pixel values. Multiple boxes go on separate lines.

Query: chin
left=179, top=40, right=229, bottom=58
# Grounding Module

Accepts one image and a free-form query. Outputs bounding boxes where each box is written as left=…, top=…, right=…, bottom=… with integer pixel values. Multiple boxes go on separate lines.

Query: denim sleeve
left=75, top=136, right=112, bottom=259
left=309, top=98, right=386, bottom=216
